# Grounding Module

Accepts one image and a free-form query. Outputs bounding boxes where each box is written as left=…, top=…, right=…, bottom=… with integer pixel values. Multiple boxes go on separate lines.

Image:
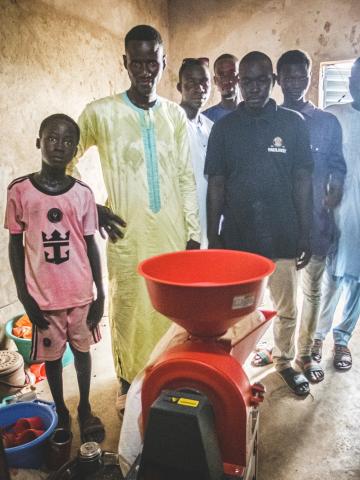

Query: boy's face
left=38, top=120, right=78, bottom=169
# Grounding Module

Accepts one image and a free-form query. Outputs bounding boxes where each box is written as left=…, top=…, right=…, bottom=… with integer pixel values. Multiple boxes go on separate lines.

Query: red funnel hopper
left=139, top=250, right=275, bottom=337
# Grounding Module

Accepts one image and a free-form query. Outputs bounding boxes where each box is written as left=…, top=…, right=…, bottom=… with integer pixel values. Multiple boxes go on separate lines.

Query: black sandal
left=78, top=412, right=105, bottom=443
left=311, top=339, right=323, bottom=363
left=333, top=344, right=352, bottom=371
left=278, top=367, right=310, bottom=396
left=295, top=357, right=324, bottom=384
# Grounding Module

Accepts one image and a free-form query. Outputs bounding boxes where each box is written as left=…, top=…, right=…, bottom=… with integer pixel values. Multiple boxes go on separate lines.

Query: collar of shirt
left=236, top=98, right=278, bottom=125
left=296, top=100, right=317, bottom=118
left=188, top=114, right=210, bottom=148
left=189, top=114, right=204, bottom=127
left=123, top=91, right=162, bottom=113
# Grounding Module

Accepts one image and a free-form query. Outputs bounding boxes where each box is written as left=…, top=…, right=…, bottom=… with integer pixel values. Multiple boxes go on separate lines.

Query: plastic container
left=138, top=250, right=275, bottom=337
left=0, top=400, right=58, bottom=468
left=46, top=428, right=73, bottom=471
left=29, top=362, right=47, bottom=382
left=5, top=316, right=74, bottom=366
left=0, top=351, right=26, bottom=399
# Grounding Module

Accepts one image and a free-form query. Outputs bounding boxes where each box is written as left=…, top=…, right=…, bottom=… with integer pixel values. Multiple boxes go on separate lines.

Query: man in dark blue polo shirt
left=205, top=51, right=314, bottom=396
left=277, top=50, right=346, bottom=382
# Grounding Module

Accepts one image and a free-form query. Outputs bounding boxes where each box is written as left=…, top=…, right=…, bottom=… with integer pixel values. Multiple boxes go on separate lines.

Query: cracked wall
left=0, top=0, right=170, bottom=329
left=1, top=0, right=360, bottom=330
left=168, top=0, right=360, bottom=105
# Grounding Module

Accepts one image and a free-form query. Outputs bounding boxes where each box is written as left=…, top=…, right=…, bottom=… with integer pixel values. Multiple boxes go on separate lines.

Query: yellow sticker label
left=178, top=398, right=199, bottom=408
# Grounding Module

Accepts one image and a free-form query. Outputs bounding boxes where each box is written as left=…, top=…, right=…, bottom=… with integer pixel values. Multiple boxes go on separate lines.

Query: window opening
left=319, top=60, right=355, bottom=109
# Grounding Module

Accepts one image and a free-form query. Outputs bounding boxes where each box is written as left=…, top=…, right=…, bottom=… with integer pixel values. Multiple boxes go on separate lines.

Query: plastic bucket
left=5, top=316, right=74, bottom=366
left=0, top=400, right=58, bottom=468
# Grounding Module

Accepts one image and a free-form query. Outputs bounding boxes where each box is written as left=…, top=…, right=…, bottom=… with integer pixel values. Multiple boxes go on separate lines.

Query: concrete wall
left=168, top=0, right=360, bottom=105
left=0, top=0, right=170, bottom=331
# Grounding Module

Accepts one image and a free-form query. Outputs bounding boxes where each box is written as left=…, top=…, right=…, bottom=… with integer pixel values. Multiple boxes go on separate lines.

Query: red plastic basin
left=138, top=250, right=275, bottom=337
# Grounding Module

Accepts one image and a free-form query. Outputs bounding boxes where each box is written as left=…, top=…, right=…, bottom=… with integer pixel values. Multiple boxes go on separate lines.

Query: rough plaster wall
left=2, top=0, right=360, bottom=332
left=0, top=0, right=170, bottom=329
left=168, top=0, right=360, bottom=105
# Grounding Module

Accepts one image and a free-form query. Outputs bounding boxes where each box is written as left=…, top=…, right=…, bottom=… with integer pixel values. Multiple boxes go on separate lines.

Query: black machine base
left=136, top=388, right=224, bottom=480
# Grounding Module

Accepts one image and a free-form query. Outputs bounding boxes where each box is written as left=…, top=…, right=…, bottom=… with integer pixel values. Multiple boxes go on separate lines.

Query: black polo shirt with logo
left=204, top=99, right=313, bottom=259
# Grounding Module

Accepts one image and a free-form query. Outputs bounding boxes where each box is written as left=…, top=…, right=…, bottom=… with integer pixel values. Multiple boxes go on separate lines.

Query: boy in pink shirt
left=5, top=114, right=105, bottom=442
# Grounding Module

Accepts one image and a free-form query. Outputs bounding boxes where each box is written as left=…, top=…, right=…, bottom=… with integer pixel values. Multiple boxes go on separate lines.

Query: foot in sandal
left=251, top=343, right=273, bottom=367
left=78, top=407, right=105, bottom=444
left=311, top=339, right=323, bottom=363
left=333, top=344, right=352, bottom=371
left=295, top=355, right=324, bottom=383
left=277, top=367, right=310, bottom=396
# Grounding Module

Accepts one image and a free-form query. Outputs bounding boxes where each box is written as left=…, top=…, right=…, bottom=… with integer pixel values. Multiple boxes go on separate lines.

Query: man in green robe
left=69, top=25, right=200, bottom=403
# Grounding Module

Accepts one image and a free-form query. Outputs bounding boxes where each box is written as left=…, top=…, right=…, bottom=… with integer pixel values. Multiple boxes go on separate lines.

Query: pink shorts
left=30, top=304, right=101, bottom=362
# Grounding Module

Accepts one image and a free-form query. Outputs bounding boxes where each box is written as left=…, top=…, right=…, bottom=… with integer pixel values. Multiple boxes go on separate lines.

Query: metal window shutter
left=322, top=62, right=353, bottom=108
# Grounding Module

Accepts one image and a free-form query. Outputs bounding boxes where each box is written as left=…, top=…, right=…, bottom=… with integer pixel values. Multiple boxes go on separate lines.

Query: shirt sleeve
left=175, top=108, right=201, bottom=243
left=82, top=187, right=99, bottom=236
left=293, top=115, right=314, bottom=173
left=204, top=121, right=226, bottom=176
left=327, top=115, right=347, bottom=186
left=4, top=185, right=24, bottom=233
left=67, top=104, right=97, bottom=177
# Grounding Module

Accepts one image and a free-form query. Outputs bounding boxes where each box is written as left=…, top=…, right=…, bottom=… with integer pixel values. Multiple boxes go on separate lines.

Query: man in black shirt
left=205, top=51, right=314, bottom=396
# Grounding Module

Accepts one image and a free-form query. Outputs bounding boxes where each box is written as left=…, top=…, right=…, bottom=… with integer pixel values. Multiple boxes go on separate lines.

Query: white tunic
left=326, top=102, right=360, bottom=280
left=186, top=113, right=213, bottom=248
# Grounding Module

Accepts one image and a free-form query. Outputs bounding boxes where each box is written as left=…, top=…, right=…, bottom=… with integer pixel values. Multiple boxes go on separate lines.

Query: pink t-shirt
left=5, top=175, right=98, bottom=310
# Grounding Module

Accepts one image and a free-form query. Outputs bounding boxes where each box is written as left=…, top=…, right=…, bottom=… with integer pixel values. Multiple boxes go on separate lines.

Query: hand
left=208, top=236, right=223, bottom=249
left=323, top=185, right=343, bottom=209
left=296, top=238, right=311, bottom=270
left=87, top=295, right=105, bottom=330
left=21, top=294, right=49, bottom=330
left=97, top=205, right=126, bottom=243
left=186, top=239, right=200, bottom=250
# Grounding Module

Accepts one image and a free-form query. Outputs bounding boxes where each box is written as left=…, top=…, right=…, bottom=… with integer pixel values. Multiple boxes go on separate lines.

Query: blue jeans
left=315, top=264, right=360, bottom=346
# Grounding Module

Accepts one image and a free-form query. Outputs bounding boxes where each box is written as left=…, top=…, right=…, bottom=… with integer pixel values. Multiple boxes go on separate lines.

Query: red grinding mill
left=135, top=250, right=276, bottom=480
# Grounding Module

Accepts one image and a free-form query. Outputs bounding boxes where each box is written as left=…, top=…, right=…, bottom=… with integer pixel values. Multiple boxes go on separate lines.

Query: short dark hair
left=240, top=51, right=273, bottom=71
left=277, top=50, right=312, bottom=75
left=178, top=59, right=209, bottom=83
left=351, top=57, right=360, bottom=75
left=39, top=114, right=80, bottom=143
left=125, top=25, right=163, bottom=49
left=214, top=53, right=238, bottom=70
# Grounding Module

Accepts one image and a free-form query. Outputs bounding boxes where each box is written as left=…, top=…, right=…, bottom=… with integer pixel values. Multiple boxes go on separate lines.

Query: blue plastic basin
left=0, top=400, right=58, bottom=468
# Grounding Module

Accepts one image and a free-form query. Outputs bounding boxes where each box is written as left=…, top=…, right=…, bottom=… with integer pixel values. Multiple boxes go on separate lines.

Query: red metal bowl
left=138, top=250, right=275, bottom=337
